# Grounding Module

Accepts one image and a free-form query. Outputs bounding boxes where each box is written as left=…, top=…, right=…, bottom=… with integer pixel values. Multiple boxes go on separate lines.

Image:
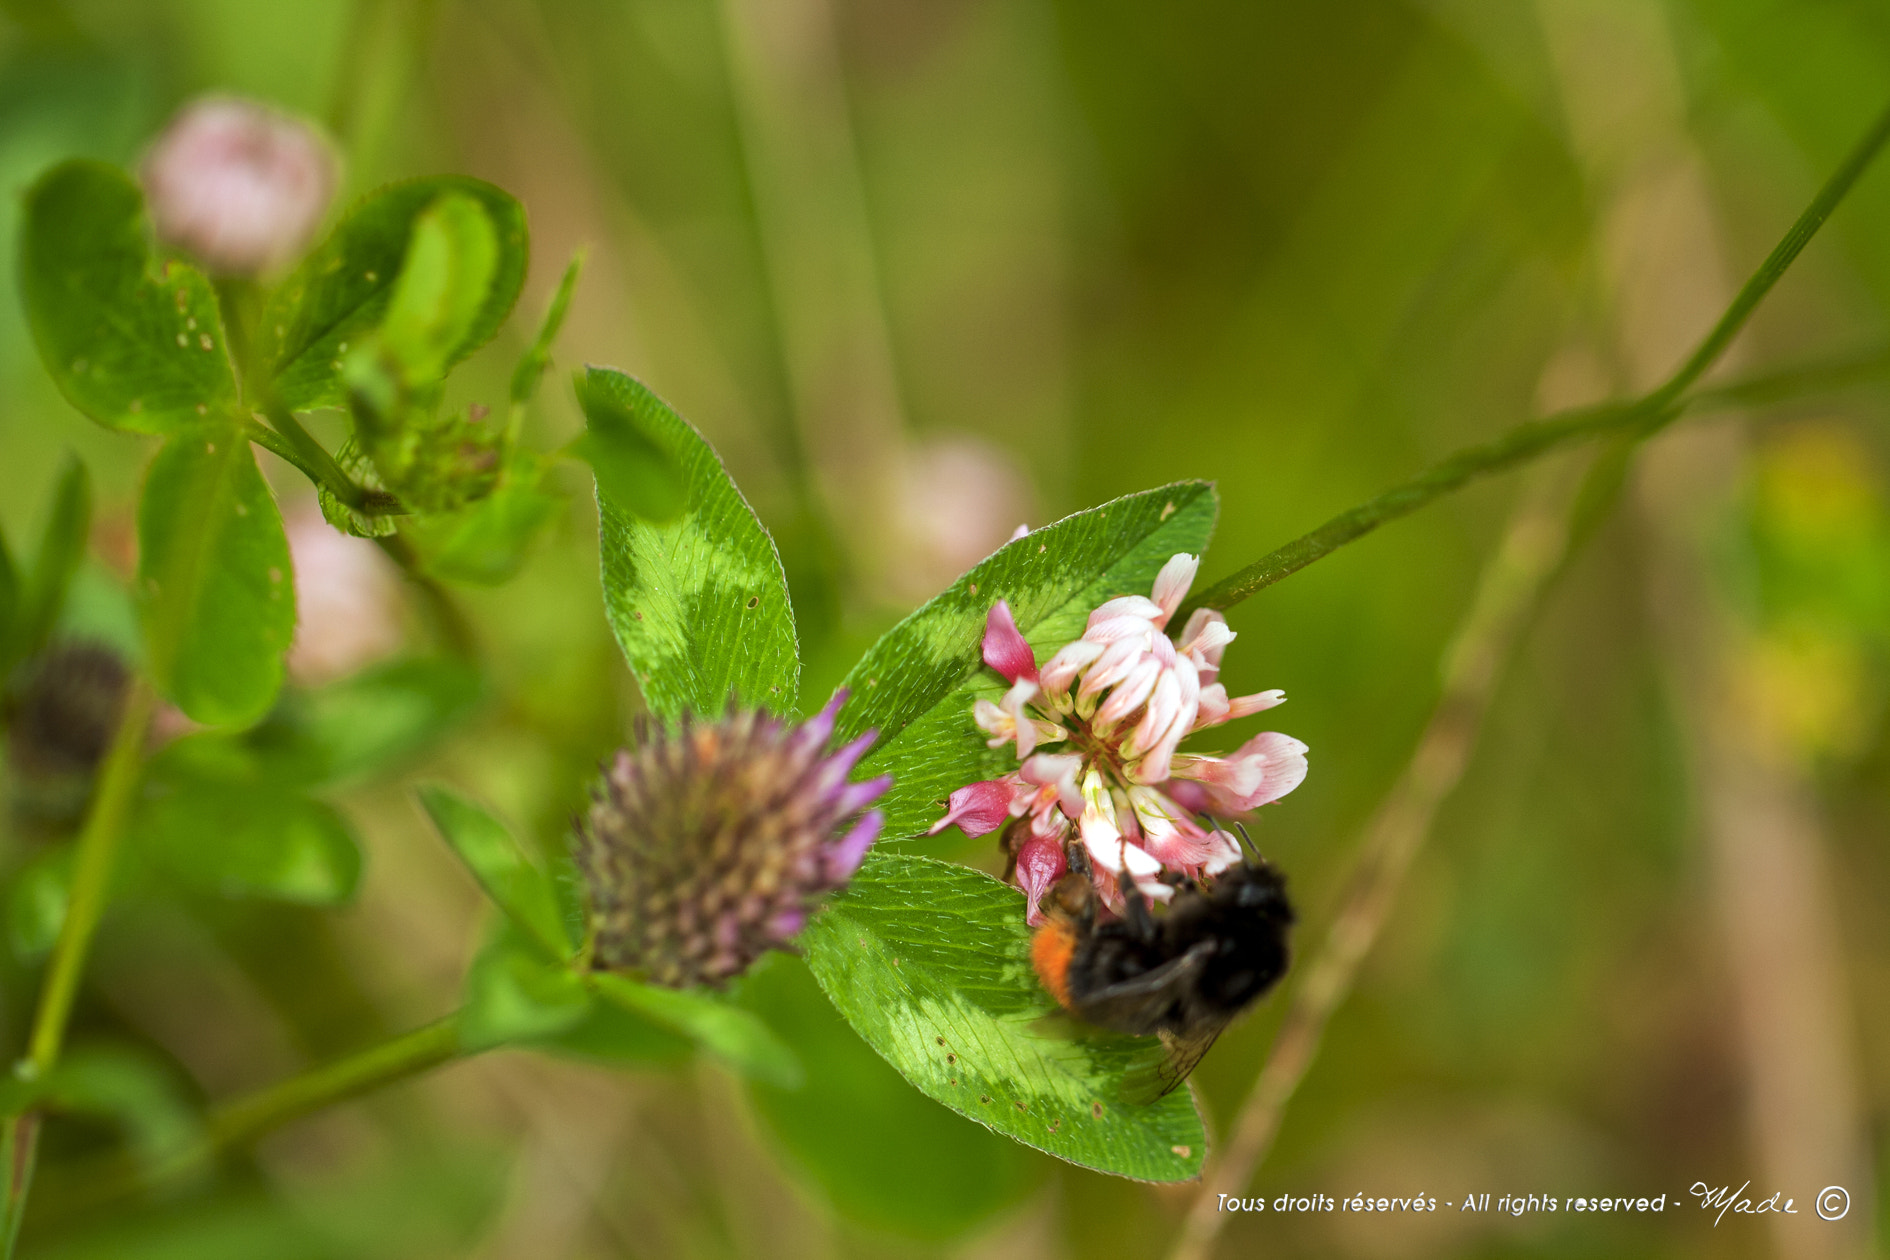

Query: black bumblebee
left=1030, top=839, right=1295, bottom=1094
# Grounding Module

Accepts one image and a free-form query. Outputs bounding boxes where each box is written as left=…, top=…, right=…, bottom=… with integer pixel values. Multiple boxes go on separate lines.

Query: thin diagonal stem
left=1, top=677, right=156, bottom=1256
left=25, top=678, right=156, bottom=1073
left=1183, top=97, right=1890, bottom=618
left=32, top=1014, right=467, bottom=1226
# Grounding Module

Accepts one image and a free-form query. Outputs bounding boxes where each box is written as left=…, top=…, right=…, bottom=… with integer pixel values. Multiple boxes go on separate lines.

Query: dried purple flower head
left=575, top=693, right=888, bottom=988
left=141, top=96, right=337, bottom=276
left=7, top=641, right=130, bottom=781
left=6, top=641, right=131, bottom=831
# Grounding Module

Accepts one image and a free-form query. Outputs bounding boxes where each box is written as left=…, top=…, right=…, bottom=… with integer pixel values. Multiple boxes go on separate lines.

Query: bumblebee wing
left=1153, top=1019, right=1235, bottom=1097
left=1070, top=940, right=1217, bottom=1037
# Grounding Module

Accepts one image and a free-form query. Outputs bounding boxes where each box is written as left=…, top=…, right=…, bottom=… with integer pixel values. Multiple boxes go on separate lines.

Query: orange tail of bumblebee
left=1031, top=919, right=1078, bottom=1009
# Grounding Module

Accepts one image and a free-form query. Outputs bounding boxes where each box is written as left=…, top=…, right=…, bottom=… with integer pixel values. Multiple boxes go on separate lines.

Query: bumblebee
left=1030, top=840, right=1295, bottom=1094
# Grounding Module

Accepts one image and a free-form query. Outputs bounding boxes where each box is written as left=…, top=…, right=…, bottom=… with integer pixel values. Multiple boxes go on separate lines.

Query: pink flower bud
left=982, top=599, right=1038, bottom=684
left=141, top=97, right=337, bottom=276
left=1014, top=831, right=1068, bottom=926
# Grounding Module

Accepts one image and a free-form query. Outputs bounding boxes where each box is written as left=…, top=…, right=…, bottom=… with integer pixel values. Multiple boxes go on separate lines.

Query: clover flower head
left=141, top=96, right=337, bottom=276
left=576, top=692, right=889, bottom=987
left=930, top=554, right=1307, bottom=922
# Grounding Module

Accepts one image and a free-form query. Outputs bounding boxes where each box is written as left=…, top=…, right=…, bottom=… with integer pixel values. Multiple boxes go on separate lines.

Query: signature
left=1690, top=1182, right=1797, bottom=1226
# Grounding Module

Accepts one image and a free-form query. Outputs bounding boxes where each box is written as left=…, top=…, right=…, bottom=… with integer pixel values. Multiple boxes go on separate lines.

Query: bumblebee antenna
left=1232, top=821, right=1261, bottom=860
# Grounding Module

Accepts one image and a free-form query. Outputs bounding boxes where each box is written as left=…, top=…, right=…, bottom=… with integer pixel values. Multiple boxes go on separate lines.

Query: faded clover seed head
left=7, top=640, right=130, bottom=782
left=931, top=553, right=1308, bottom=923
left=141, top=96, right=337, bottom=276
left=5, top=640, right=132, bottom=831
left=576, top=694, right=888, bottom=988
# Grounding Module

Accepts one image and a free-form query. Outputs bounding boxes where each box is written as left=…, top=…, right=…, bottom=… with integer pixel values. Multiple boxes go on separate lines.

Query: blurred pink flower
left=930, top=554, right=1308, bottom=916
left=141, top=96, right=337, bottom=276
left=285, top=504, right=404, bottom=685
left=888, top=436, right=1034, bottom=603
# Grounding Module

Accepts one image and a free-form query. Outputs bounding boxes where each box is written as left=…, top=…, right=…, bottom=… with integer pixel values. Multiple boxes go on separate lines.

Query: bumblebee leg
left=1119, top=872, right=1159, bottom=941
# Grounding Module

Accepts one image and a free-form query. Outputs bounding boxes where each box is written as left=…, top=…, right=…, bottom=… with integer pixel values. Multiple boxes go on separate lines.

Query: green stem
left=1683, top=344, right=1890, bottom=413
left=25, top=678, right=156, bottom=1075
left=241, top=417, right=320, bottom=483
left=0, top=1115, right=39, bottom=1260
left=0, top=678, right=155, bottom=1255
left=257, top=405, right=402, bottom=517
left=203, top=1015, right=462, bottom=1154
left=38, top=1015, right=468, bottom=1224
left=1186, top=97, right=1890, bottom=616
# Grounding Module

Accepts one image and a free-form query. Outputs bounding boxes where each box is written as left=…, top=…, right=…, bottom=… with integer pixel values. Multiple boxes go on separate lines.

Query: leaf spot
left=745, top=595, right=759, bottom=609
left=979, top=1095, right=991, bottom=1104
left=935, top=1037, right=945, bottom=1045
left=176, top=333, right=188, bottom=347
left=268, top=567, right=284, bottom=583
left=1014, top=1100, right=1027, bottom=1112
left=196, top=404, right=208, bottom=415
left=969, top=582, right=978, bottom=595
left=1048, top=1119, right=1060, bottom=1133
left=1171, top=1145, right=1192, bottom=1158
left=1160, top=501, right=1177, bottom=520
left=205, top=442, right=217, bottom=454
left=1038, top=544, right=1046, bottom=552
left=186, top=316, right=197, bottom=330
left=632, top=610, right=643, bottom=621
left=199, top=334, right=214, bottom=350
left=128, top=399, right=142, bottom=413
left=365, top=270, right=378, bottom=282
left=235, top=503, right=248, bottom=516
left=946, top=1053, right=956, bottom=1064
left=1091, top=1102, right=1104, bottom=1118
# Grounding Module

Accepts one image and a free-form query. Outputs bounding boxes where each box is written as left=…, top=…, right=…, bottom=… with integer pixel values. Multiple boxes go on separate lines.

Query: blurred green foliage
left=0, top=0, right=1888, bottom=1258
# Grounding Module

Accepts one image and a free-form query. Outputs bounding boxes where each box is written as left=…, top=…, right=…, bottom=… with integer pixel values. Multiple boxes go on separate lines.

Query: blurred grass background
left=2, top=0, right=1890, bottom=1256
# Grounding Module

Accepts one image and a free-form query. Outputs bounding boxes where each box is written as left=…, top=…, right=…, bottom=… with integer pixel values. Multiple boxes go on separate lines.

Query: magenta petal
left=982, top=599, right=1039, bottom=684
left=834, top=773, right=893, bottom=817
left=822, top=729, right=877, bottom=782
left=926, top=780, right=1015, bottom=837
left=767, top=908, right=808, bottom=940
left=795, top=689, right=848, bottom=750
left=824, top=811, right=882, bottom=882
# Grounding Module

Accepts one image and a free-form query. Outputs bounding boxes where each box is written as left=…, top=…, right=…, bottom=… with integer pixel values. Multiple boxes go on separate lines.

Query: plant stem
left=1166, top=457, right=1587, bottom=1260
left=36, top=1014, right=468, bottom=1225
left=256, top=405, right=401, bottom=517
left=0, top=1115, right=38, bottom=1260
left=25, top=677, right=156, bottom=1075
left=1184, top=96, right=1890, bottom=617
left=0, top=678, right=155, bottom=1255
left=202, top=1014, right=462, bottom=1154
